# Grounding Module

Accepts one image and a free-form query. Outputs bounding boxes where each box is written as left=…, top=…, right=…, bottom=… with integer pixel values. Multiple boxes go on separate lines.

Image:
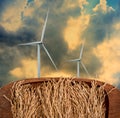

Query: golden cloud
left=23, top=7, right=34, bottom=17
left=44, top=71, right=72, bottom=78
left=113, top=22, right=120, bottom=30
left=78, top=0, right=88, bottom=9
left=63, top=14, right=90, bottom=50
left=9, top=58, right=73, bottom=78
left=10, top=58, right=37, bottom=78
left=93, top=0, right=114, bottom=13
left=93, top=0, right=107, bottom=12
left=23, top=0, right=43, bottom=17
left=60, top=0, right=88, bottom=12
left=34, top=0, right=43, bottom=8
left=93, top=37, right=120, bottom=86
left=0, top=0, right=26, bottom=32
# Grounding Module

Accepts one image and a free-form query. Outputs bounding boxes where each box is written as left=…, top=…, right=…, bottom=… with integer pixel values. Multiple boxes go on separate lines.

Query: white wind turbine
left=68, top=42, right=90, bottom=77
left=18, top=9, right=57, bottom=78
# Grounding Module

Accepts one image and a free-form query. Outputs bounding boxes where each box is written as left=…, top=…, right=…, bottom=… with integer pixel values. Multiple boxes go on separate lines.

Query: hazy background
left=0, top=0, right=120, bottom=88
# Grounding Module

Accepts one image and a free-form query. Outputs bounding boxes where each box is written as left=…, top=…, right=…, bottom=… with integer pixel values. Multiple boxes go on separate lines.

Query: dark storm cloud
left=0, top=0, right=70, bottom=86
left=0, top=22, right=37, bottom=86
left=41, top=19, right=68, bottom=67
left=115, top=0, right=120, bottom=18
left=0, top=0, right=7, bottom=12
left=0, top=25, right=36, bottom=46
left=83, top=11, right=115, bottom=46
left=44, top=0, right=64, bottom=9
left=0, top=0, right=10, bottom=16
left=22, top=9, right=69, bottom=68
left=21, top=0, right=81, bottom=68
left=0, top=26, right=20, bottom=46
left=85, top=2, right=120, bottom=46
left=0, top=45, right=23, bottom=86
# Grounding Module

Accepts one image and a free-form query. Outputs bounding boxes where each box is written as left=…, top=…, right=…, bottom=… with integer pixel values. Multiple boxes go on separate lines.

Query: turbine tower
left=18, top=9, right=57, bottom=78
left=68, top=42, right=90, bottom=77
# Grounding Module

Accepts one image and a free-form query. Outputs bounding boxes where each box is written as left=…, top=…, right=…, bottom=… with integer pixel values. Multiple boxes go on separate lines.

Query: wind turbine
left=68, top=42, right=90, bottom=77
left=18, top=9, right=57, bottom=78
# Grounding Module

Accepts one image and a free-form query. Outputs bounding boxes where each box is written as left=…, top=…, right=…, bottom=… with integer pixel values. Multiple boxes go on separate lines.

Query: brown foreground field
left=0, top=78, right=120, bottom=118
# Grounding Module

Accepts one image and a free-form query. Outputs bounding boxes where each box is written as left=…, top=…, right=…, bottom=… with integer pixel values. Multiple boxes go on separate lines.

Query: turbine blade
left=80, top=61, right=90, bottom=76
left=79, top=43, right=84, bottom=59
left=41, top=8, right=49, bottom=42
left=18, top=41, right=42, bottom=46
left=67, top=59, right=80, bottom=62
left=42, top=44, right=57, bottom=70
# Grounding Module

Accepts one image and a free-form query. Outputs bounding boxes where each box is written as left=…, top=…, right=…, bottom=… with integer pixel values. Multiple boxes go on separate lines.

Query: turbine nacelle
left=67, top=59, right=81, bottom=62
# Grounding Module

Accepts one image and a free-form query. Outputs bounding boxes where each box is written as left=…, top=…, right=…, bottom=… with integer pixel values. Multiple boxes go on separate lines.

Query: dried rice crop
left=8, top=78, right=106, bottom=118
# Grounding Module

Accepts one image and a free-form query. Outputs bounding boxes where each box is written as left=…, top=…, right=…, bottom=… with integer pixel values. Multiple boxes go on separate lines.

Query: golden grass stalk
left=9, top=78, right=106, bottom=118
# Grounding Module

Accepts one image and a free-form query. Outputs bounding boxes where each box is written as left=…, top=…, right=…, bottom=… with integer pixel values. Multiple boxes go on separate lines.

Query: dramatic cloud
left=0, top=0, right=26, bottom=32
left=94, top=37, right=120, bottom=86
left=81, top=0, right=120, bottom=87
left=10, top=58, right=37, bottom=78
left=64, top=14, right=90, bottom=50
left=93, top=0, right=114, bottom=13
left=9, top=58, right=72, bottom=78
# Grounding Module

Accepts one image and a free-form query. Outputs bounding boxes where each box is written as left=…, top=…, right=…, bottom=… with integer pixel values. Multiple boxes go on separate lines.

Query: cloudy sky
left=0, top=0, right=120, bottom=88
